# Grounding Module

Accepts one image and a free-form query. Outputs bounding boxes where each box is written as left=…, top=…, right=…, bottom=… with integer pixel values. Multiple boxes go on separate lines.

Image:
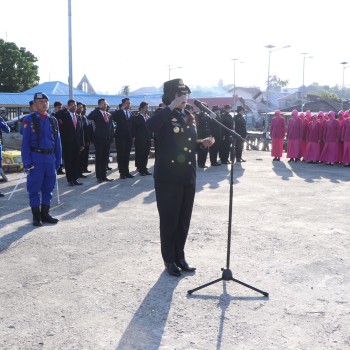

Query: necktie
left=103, top=112, right=108, bottom=123
left=72, top=113, right=77, bottom=128
left=125, top=111, right=129, bottom=120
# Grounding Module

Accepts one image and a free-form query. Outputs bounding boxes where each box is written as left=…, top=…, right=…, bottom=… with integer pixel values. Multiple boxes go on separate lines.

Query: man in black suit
left=80, top=103, right=91, bottom=174
left=219, top=105, right=234, bottom=164
left=75, top=102, right=88, bottom=179
left=234, top=106, right=247, bottom=162
left=132, top=101, right=152, bottom=176
left=55, top=99, right=84, bottom=186
left=50, top=100, right=65, bottom=175
left=111, top=98, right=134, bottom=179
left=88, top=98, right=114, bottom=182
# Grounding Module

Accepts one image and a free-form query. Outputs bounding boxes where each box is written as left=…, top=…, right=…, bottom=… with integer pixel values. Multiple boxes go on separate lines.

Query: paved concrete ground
left=0, top=150, right=349, bottom=350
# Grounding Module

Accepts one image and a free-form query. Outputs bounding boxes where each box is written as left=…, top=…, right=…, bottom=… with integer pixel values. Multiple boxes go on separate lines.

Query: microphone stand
left=187, top=116, right=269, bottom=297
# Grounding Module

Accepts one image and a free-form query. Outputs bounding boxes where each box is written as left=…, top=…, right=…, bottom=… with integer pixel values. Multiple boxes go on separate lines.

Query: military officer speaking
left=147, top=79, right=215, bottom=277
left=21, top=92, right=62, bottom=226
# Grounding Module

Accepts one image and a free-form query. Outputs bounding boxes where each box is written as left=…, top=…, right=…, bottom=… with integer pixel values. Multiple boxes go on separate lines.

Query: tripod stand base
left=187, top=268, right=269, bottom=297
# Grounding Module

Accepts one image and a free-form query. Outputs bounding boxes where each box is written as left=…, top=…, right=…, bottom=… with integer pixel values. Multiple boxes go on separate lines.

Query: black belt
left=30, top=147, right=54, bottom=154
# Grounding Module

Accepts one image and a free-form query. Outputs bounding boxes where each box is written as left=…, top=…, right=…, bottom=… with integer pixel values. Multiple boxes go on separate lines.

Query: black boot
left=31, top=207, right=42, bottom=227
left=41, top=204, right=59, bottom=224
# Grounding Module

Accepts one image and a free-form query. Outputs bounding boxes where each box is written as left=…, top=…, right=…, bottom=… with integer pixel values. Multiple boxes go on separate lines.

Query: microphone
left=193, top=100, right=217, bottom=119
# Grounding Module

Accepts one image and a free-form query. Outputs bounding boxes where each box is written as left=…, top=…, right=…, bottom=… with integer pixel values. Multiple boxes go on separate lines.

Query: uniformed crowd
left=191, top=104, right=247, bottom=167
left=271, top=109, right=350, bottom=166
left=1, top=80, right=218, bottom=276
left=2, top=90, right=248, bottom=226
left=3, top=79, right=349, bottom=277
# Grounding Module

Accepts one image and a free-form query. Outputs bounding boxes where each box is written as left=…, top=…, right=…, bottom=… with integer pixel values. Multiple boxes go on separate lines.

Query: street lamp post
left=231, top=58, right=239, bottom=112
left=300, top=53, right=313, bottom=112
left=168, top=65, right=183, bottom=80
left=341, top=61, right=349, bottom=111
left=68, top=0, right=73, bottom=99
left=264, top=44, right=291, bottom=130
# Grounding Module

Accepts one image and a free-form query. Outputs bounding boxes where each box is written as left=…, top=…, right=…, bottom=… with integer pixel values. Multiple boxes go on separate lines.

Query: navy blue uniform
left=21, top=112, right=62, bottom=207
left=147, top=107, right=197, bottom=264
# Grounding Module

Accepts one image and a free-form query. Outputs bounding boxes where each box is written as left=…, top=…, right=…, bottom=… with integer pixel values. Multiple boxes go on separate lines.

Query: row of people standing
left=194, top=104, right=247, bottom=168
left=52, top=97, right=153, bottom=185
left=86, top=97, right=153, bottom=181
left=270, top=109, right=350, bottom=166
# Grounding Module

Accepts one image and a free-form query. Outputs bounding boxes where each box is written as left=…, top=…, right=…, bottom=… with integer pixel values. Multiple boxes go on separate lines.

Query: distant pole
left=68, top=0, right=73, bottom=99
left=168, top=65, right=182, bottom=80
left=231, top=59, right=239, bottom=112
left=264, top=44, right=291, bottom=131
left=341, top=62, right=349, bottom=111
left=301, top=53, right=313, bottom=112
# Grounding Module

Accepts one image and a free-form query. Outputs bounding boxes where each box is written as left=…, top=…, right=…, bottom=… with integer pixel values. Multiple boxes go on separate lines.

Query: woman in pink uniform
left=270, top=110, right=286, bottom=161
left=301, top=110, right=311, bottom=160
left=286, top=109, right=303, bottom=162
left=304, top=114, right=322, bottom=163
left=337, top=111, right=345, bottom=164
left=317, top=111, right=326, bottom=155
left=320, top=111, right=340, bottom=165
left=341, top=113, right=350, bottom=166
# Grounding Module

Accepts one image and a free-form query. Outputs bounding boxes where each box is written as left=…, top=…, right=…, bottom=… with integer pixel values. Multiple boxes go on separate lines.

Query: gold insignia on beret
left=173, top=126, right=180, bottom=133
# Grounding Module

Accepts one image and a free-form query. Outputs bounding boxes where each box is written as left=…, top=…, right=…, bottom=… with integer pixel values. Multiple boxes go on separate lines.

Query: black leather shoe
left=144, top=170, right=152, bottom=175
left=103, top=178, right=113, bottom=182
left=83, top=169, right=92, bottom=173
left=120, top=174, right=127, bottom=179
left=211, top=162, right=221, bottom=166
left=57, top=169, right=65, bottom=175
left=68, top=181, right=75, bottom=186
left=97, top=178, right=103, bottom=183
left=126, top=173, right=134, bottom=178
left=176, top=259, right=196, bottom=272
left=139, top=172, right=147, bottom=176
left=165, top=262, right=181, bottom=277
left=79, top=174, right=87, bottom=178
left=0, top=192, right=5, bottom=197
left=106, top=166, right=112, bottom=170
left=73, top=180, right=83, bottom=185
left=239, top=158, right=246, bottom=162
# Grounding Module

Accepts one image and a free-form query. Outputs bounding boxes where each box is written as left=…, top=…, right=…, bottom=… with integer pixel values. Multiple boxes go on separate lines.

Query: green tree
left=266, top=75, right=289, bottom=91
left=0, top=39, right=39, bottom=92
left=119, top=85, right=130, bottom=96
left=318, top=90, right=339, bottom=101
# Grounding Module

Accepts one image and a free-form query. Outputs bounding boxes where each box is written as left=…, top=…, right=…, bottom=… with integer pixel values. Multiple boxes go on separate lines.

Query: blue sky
left=1, top=0, right=349, bottom=93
